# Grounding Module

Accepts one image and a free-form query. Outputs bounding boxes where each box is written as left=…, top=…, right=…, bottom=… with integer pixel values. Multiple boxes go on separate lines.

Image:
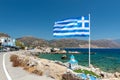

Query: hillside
left=49, top=39, right=120, bottom=48
left=91, top=39, right=120, bottom=48
left=49, top=39, right=87, bottom=48
left=17, top=37, right=120, bottom=48
left=0, top=32, right=10, bottom=37
left=17, top=36, right=49, bottom=47
left=1, top=32, right=118, bottom=48
left=114, top=39, right=120, bottom=44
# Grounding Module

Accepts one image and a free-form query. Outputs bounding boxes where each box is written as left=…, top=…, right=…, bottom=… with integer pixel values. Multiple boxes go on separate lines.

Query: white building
left=0, top=37, right=16, bottom=47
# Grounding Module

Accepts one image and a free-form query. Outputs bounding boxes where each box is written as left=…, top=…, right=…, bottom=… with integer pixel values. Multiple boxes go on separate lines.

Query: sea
left=39, top=48, right=120, bottom=73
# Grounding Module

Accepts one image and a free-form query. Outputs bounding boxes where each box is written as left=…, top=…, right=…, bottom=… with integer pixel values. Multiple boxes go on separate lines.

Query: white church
left=69, top=55, right=78, bottom=70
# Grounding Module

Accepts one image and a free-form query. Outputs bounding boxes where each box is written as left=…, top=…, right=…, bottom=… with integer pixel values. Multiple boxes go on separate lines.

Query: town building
left=0, top=37, right=16, bottom=47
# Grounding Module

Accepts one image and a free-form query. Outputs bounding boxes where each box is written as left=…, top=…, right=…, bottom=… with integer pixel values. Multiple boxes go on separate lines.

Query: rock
left=61, top=54, right=67, bottom=59
left=114, top=72, right=120, bottom=78
left=10, top=51, right=120, bottom=80
left=10, top=52, right=67, bottom=80
left=100, top=73, right=104, bottom=78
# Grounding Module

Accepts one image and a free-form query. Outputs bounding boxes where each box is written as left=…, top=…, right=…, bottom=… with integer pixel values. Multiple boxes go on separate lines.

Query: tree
left=15, top=41, right=25, bottom=49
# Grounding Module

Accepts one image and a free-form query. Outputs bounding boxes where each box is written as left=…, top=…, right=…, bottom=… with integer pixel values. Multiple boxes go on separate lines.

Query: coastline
left=1, top=49, right=120, bottom=80
left=8, top=50, right=120, bottom=80
left=39, top=48, right=120, bottom=73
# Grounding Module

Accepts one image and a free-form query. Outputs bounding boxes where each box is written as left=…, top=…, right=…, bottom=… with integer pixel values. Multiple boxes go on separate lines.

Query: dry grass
left=24, top=66, right=43, bottom=76
left=10, top=54, right=43, bottom=76
left=10, top=55, right=18, bottom=62
left=32, top=69, right=43, bottom=76
left=10, top=55, right=20, bottom=67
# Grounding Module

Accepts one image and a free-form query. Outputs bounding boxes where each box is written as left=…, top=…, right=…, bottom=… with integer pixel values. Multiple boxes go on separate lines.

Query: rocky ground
left=10, top=50, right=120, bottom=80
left=10, top=50, right=67, bottom=80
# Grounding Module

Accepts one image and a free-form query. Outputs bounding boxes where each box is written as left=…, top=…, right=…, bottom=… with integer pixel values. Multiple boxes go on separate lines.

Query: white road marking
left=3, top=53, right=12, bottom=80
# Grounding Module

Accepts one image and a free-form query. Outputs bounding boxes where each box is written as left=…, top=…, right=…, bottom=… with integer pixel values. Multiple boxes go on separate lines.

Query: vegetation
left=10, top=55, right=20, bottom=67
left=74, top=69, right=100, bottom=78
left=15, top=40, right=25, bottom=49
left=10, top=54, right=43, bottom=76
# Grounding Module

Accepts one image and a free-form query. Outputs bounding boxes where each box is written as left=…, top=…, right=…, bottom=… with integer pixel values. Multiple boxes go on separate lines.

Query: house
left=0, top=37, right=16, bottom=47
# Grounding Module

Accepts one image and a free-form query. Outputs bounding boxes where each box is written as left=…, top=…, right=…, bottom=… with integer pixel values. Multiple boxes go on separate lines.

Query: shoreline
left=9, top=50, right=120, bottom=80
left=0, top=49, right=119, bottom=80
left=38, top=52, right=120, bottom=73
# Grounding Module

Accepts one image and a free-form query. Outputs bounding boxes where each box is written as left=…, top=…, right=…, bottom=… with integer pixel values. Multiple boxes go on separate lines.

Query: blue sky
left=0, top=0, right=120, bottom=40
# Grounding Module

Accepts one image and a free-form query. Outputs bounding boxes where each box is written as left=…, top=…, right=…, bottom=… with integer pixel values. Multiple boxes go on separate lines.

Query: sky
left=0, top=0, right=120, bottom=40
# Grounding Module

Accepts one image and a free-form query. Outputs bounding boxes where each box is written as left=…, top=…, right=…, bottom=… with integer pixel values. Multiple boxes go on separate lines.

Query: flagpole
left=89, top=14, right=91, bottom=67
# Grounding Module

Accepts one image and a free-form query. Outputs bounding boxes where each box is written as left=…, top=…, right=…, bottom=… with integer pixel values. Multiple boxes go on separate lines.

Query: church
left=69, top=55, right=78, bottom=70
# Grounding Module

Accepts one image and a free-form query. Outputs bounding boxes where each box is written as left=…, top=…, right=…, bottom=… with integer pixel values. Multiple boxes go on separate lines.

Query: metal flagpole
left=89, top=14, right=91, bottom=67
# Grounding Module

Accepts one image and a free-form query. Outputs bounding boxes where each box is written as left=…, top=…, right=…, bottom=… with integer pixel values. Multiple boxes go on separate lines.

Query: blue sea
left=39, top=48, right=120, bottom=73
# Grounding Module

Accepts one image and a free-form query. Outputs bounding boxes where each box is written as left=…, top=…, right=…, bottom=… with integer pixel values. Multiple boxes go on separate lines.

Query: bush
left=10, top=55, right=43, bottom=76
left=10, top=55, right=20, bottom=67
left=74, top=69, right=100, bottom=78
left=15, top=41, right=25, bottom=49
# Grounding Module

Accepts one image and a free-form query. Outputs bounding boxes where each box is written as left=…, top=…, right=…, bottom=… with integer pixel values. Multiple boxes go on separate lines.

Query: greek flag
left=53, top=16, right=90, bottom=37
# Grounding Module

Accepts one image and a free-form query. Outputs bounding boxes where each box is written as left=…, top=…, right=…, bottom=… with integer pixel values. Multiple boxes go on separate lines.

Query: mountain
left=0, top=32, right=10, bottom=37
left=91, top=39, right=120, bottom=48
left=49, top=39, right=87, bottom=48
left=0, top=32, right=119, bottom=48
left=49, top=39, right=120, bottom=48
left=114, top=39, right=120, bottom=44
left=17, top=36, right=49, bottom=47
left=17, top=37, right=120, bottom=48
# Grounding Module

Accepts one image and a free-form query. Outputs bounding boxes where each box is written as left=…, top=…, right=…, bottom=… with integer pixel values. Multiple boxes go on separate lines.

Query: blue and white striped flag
left=53, top=16, right=90, bottom=37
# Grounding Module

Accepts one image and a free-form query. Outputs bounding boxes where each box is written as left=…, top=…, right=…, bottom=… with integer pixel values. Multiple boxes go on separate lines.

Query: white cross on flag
left=53, top=16, right=90, bottom=37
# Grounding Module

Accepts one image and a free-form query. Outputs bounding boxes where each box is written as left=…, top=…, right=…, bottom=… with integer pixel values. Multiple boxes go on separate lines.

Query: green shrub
left=74, top=69, right=100, bottom=78
left=15, top=41, right=25, bottom=49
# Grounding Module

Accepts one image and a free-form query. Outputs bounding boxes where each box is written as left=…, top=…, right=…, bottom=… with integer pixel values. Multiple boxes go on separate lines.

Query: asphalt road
left=0, top=52, right=8, bottom=80
left=0, top=51, right=54, bottom=80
